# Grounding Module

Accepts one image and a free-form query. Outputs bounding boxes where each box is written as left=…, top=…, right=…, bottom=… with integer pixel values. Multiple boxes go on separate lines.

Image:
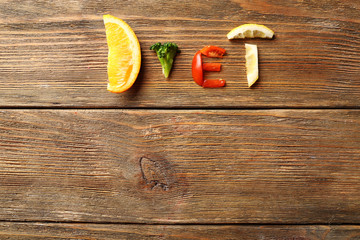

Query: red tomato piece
left=202, top=63, right=221, bottom=72
left=202, top=79, right=226, bottom=88
left=200, top=46, right=226, bottom=58
left=192, top=51, right=203, bottom=86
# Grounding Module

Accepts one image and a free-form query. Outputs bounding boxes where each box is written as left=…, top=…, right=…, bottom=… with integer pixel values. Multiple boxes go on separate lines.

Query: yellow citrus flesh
left=245, top=44, right=258, bottom=87
left=103, top=14, right=141, bottom=93
left=227, top=24, right=274, bottom=39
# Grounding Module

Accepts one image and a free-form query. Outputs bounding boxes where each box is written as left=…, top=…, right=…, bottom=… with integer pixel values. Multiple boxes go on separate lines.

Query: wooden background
left=0, top=0, right=359, bottom=239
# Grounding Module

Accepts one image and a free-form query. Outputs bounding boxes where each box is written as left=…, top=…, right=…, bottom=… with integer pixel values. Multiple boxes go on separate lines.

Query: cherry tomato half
left=200, top=46, right=226, bottom=58
left=202, top=63, right=221, bottom=72
left=202, top=79, right=226, bottom=88
left=192, top=51, right=203, bottom=86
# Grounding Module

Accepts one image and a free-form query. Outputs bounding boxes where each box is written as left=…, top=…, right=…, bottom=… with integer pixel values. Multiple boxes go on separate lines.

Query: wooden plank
left=0, top=223, right=359, bottom=240
left=0, top=0, right=359, bottom=108
left=0, top=109, right=359, bottom=223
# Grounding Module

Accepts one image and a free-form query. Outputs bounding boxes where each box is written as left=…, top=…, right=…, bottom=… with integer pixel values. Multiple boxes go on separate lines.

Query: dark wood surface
left=0, top=110, right=360, bottom=224
left=1, top=0, right=360, bottom=239
left=0, top=223, right=359, bottom=240
left=0, top=0, right=359, bottom=108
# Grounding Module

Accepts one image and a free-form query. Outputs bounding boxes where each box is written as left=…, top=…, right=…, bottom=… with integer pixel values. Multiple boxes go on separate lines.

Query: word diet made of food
left=103, top=14, right=274, bottom=93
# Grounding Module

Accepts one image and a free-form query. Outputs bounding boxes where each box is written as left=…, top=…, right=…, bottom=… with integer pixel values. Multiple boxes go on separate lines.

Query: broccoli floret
left=150, top=42, right=180, bottom=78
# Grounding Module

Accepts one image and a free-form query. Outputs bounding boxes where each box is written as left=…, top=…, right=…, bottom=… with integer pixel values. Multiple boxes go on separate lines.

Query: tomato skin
left=202, top=63, right=221, bottom=72
left=192, top=51, right=203, bottom=86
left=200, top=46, right=226, bottom=58
left=193, top=46, right=226, bottom=87
left=202, top=79, right=226, bottom=88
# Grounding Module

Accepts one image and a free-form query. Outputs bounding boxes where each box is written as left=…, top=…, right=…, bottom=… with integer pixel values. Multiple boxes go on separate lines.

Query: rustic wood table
left=1, top=0, right=360, bottom=239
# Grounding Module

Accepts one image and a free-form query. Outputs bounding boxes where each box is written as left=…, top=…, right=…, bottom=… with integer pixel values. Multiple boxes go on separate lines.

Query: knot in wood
left=139, top=157, right=169, bottom=191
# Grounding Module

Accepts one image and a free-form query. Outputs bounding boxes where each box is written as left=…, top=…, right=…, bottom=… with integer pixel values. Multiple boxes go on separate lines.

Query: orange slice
left=103, top=14, right=141, bottom=93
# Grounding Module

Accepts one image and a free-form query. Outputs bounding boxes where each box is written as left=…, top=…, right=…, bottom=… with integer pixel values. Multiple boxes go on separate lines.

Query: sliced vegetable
left=202, top=63, right=221, bottom=72
left=200, top=45, right=226, bottom=58
left=193, top=46, right=227, bottom=88
left=202, top=79, right=226, bottom=88
left=192, top=51, right=203, bottom=86
left=245, top=43, right=259, bottom=87
left=150, top=42, right=180, bottom=78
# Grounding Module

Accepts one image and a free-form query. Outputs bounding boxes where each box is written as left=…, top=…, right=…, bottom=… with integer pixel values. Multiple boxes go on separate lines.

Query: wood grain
left=0, top=223, right=360, bottom=240
left=0, top=0, right=359, bottom=108
left=0, top=109, right=359, bottom=224
left=1, top=0, right=360, bottom=233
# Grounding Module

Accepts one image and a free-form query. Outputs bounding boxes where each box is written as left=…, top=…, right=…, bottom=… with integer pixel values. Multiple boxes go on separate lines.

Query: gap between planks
left=0, top=107, right=359, bottom=110
left=0, top=220, right=360, bottom=226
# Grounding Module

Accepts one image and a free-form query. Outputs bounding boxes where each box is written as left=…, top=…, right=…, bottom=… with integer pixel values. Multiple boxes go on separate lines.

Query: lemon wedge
left=245, top=44, right=258, bottom=87
left=227, top=24, right=274, bottom=39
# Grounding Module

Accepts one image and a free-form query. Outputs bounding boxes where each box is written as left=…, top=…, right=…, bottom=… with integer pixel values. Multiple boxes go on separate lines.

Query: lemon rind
left=227, top=24, right=274, bottom=39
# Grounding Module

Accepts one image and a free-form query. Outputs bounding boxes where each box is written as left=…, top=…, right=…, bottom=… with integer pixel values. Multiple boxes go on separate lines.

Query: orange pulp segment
left=103, top=14, right=141, bottom=93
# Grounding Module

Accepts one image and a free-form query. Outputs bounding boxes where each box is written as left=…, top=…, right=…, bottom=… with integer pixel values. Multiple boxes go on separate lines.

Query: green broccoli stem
left=158, top=55, right=174, bottom=78
left=150, top=42, right=179, bottom=79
